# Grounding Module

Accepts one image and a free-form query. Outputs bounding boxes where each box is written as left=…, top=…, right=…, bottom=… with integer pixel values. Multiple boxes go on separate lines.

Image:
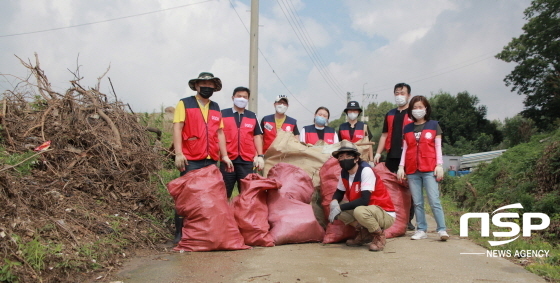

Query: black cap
left=344, top=101, right=362, bottom=114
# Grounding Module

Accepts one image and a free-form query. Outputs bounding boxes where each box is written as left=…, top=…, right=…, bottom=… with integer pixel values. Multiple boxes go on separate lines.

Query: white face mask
left=347, top=112, right=359, bottom=121
left=233, top=97, right=248, bottom=108
left=395, top=95, right=407, bottom=107
left=412, top=109, right=426, bottom=120
left=275, top=104, right=288, bottom=114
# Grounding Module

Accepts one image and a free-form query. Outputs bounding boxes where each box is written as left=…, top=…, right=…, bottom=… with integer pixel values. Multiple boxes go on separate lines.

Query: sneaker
left=411, top=230, right=427, bottom=240
left=438, top=231, right=449, bottom=241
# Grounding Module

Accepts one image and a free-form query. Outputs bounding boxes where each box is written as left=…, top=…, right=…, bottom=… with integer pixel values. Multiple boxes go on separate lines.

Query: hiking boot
left=411, top=230, right=427, bottom=240
left=438, top=230, right=449, bottom=241
left=369, top=230, right=386, bottom=252
left=407, top=222, right=415, bottom=231
left=346, top=226, right=373, bottom=246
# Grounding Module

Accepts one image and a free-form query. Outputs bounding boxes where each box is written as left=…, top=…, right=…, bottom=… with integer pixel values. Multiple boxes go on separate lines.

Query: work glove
left=397, top=166, right=406, bottom=181
left=222, top=155, right=234, bottom=173
left=434, top=165, right=444, bottom=182
left=328, top=200, right=341, bottom=223
left=373, top=153, right=381, bottom=164
left=174, top=154, right=188, bottom=172
left=253, top=155, right=265, bottom=171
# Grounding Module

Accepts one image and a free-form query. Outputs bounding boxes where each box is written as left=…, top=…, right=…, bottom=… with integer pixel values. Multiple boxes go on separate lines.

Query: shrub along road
left=108, top=215, right=545, bottom=282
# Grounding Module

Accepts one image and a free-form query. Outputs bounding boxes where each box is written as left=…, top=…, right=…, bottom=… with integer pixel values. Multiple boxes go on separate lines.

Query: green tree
left=495, top=0, right=560, bottom=130
left=429, top=91, right=502, bottom=153
left=503, top=115, right=538, bottom=147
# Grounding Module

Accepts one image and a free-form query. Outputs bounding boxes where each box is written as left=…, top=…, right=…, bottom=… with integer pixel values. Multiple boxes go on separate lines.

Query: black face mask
left=339, top=158, right=356, bottom=171
left=199, top=87, right=215, bottom=99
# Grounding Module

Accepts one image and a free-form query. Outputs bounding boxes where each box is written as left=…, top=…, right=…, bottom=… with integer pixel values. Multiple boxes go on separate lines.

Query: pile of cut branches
left=0, top=54, right=169, bottom=282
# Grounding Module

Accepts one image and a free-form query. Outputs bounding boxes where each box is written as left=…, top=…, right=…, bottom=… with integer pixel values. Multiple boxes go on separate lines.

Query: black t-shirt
left=382, top=109, right=407, bottom=158
left=316, top=128, right=325, bottom=140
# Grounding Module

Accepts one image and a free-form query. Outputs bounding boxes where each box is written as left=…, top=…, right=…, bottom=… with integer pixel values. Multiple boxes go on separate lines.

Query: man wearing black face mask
left=328, top=140, right=396, bottom=251
left=171, top=72, right=233, bottom=244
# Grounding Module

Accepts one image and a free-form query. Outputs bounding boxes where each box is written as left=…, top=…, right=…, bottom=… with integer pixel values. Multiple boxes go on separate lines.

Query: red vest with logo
left=403, top=120, right=438, bottom=174
left=261, top=114, right=297, bottom=153
left=341, top=161, right=395, bottom=212
left=303, top=125, right=336, bottom=145
left=180, top=96, right=221, bottom=161
left=338, top=122, right=366, bottom=143
left=221, top=108, right=258, bottom=162
left=384, top=108, right=414, bottom=151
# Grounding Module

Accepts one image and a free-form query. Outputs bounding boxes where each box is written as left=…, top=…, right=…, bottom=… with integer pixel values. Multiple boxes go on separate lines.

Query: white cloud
left=0, top=0, right=532, bottom=128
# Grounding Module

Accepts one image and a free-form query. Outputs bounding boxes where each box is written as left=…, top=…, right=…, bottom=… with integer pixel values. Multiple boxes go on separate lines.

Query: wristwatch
left=258, top=154, right=265, bottom=157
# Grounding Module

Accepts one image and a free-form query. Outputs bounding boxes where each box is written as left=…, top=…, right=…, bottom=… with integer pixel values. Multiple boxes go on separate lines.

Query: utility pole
left=248, top=0, right=259, bottom=116
left=347, top=92, right=352, bottom=104
left=362, top=83, right=368, bottom=122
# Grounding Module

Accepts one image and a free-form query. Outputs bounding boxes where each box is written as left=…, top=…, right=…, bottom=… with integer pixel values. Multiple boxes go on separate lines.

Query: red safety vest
left=402, top=120, right=439, bottom=174
left=303, top=125, right=336, bottom=145
left=180, top=96, right=221, bottom=161
left=221, top=108, right=258, bottom=162
left=384, top=108, right=414, bottom=151
left=341, top=161, right=395, bottom=212
left=338, top=122, right=366, bottom=143
left=261, top=114, right=297, bottom=153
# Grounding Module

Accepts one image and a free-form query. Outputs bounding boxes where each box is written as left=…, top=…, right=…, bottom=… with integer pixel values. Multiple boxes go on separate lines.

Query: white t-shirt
left=337, top=166, right=396, bottom=218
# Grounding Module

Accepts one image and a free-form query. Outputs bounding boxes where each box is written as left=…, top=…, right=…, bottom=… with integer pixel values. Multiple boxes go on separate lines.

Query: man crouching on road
left=329, top=140, right=396, bottom=251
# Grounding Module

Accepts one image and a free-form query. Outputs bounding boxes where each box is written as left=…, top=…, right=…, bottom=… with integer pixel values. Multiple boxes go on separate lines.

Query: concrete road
left=110, top=215, right=545, bottom=283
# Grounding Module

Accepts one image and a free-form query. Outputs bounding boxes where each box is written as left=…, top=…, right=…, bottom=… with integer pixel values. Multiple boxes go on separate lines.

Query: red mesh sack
left=267, top=163, right=314, bottom=203
left=267, top=190, right=325, bottom=245
left=373, top=162, right=411, bottom=239
left=167, top=166, right=250, bottom=251
left=319, top=157, right=356, bottom=243
left=231, top=174, right=281, bottom=247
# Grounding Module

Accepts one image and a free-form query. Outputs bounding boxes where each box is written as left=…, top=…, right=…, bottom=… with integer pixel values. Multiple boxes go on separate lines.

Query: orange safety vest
left=402, top=120, right=439, bottom=174
left=341, top=161, right=395, bottom=212
left=384, top=108, right=414, bottom=151
left=261, top=114, right=297, bottom=153
left=303, top=125, right=336, bottom=145
left=180, top=96, right=221, bottom=161
left=338, top=122, right=366, bottom=143
left=221, top=108, right=259, bottom=162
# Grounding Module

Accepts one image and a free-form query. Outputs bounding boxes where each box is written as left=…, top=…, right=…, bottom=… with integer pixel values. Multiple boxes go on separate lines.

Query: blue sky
left=0, top=0, right=531, bottom=127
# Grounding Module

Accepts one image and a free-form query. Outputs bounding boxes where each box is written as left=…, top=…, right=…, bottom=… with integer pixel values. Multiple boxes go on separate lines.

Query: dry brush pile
left=0, top=54, right=170, bottom=282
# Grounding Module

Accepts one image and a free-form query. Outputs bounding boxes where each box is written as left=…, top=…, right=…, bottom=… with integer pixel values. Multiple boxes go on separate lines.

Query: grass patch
left=439, top=194, right=560, bottom=282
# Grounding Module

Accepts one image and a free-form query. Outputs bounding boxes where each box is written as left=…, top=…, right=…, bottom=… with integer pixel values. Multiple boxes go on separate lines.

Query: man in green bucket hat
left=171, top=72, right=233, bottom=244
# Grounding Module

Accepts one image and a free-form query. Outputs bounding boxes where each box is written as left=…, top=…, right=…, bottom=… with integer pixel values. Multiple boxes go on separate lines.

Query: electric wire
left=283, top=0, right=347, bottom=96
left=0, top=0, right=214, bottom=38
left=227, top=0, right=314, bottom=114
left=277, top=0, right=347, bottom=103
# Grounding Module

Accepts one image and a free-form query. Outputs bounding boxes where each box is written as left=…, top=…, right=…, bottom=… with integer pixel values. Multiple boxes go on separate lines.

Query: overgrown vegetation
left=0, top=54, right=176, bottom=282
left=440, top=128, right=560, bottom=281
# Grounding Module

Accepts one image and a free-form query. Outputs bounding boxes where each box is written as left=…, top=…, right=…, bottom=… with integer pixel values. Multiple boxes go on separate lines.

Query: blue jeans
left=407, top=171, right=446, bottom=232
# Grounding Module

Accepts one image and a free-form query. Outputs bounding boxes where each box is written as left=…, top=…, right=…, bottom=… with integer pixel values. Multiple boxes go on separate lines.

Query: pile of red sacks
left=166, top=161, right=410, bottom=251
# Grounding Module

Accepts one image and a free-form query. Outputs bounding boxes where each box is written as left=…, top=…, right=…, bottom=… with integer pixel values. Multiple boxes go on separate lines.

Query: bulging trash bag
left=167, top=166, right=250, bottom=251
left=267, top=189, right=325, bottom=245
left=319, top=157, right=356, bottom=243
left=232, top=174, right=281, bottom=247
left=267, top=163, right=314, bottom=203
left=373, top=163, right=411, bottom=239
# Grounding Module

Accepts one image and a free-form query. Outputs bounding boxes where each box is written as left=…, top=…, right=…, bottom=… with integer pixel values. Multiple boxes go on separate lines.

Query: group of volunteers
left=171, top=72, right=449, bottom=251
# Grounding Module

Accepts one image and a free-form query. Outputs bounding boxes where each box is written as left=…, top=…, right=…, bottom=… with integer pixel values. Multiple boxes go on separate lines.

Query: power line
left=227, top=0, right=314, bottom=114
left=0, top=0, right=214, bottom=38
left=283, top=0, right=346, bottom=96
left=277, top=0, right=346, bottom=103
left=366, top=54, right=496, bottom=94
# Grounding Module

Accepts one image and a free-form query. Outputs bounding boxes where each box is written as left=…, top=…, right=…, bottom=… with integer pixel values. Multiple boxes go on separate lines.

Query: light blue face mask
left=315, top=115, right=327, bottom=126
